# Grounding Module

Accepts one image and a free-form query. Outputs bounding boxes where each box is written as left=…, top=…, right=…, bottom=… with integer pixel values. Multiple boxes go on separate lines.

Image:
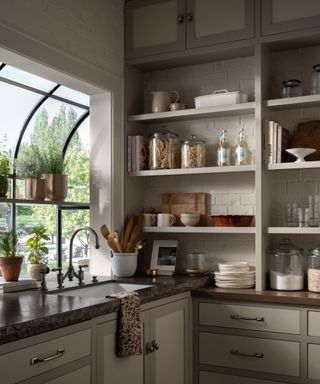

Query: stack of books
left=0, top=279, right=40, bottom=293
left=264, top=120, right=290, bottom=164
left=127, top=135, right=148, bottom=171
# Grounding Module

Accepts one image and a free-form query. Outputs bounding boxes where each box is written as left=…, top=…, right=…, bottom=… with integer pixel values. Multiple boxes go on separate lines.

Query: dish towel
left=109, top=291, right=143, bottom=357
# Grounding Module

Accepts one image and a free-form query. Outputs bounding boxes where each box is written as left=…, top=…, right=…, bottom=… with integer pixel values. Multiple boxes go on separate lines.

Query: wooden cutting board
left=291, top=120, right=320, bottom=161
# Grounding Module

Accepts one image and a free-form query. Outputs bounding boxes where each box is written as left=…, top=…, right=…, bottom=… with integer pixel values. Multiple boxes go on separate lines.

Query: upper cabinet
left=261, top=0, right=320, bottom=36
left=125, top=0, right=255, bottom=59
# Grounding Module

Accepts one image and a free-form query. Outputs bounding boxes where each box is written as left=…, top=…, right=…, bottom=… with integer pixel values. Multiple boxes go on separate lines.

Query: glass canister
left=308, top=246, right=320, bottom=292
left=181, top=135, right=206, bottom=168
left=186, top=249, right=206, bottom=271
left=269, top=238, right=305, bottom=290
left=281, top=79, right=302, bottom=98
left=311, top=64, right=320, bottom=95
left=148, top=130, right=178, bottom=170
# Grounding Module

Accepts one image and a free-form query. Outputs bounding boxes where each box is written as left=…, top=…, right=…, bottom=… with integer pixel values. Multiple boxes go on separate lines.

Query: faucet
left=57, top=227, right=100, bottom=286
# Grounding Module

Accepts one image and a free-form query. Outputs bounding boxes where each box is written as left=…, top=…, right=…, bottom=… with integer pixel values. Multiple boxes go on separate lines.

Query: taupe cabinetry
left=96, top=295, right=190, bottom=384
left=44, top=366, right=91, bottom=384
left=261, top=0, right=320, bottom=36
left=125, top=0, right=254, bottom=59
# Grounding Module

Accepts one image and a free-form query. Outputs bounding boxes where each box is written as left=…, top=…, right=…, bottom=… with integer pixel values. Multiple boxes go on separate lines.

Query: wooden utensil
left=124, top=214, right=144, bottom=252
left=122, top=215, right=135, bottom=251
left=100, top=224, right=110, bottom=240
left=108, top=232, right=122, bottom=253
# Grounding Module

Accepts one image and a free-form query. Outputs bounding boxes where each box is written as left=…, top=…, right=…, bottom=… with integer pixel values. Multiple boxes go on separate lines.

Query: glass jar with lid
left=186, top=249, right=206, bottom=272
left=269, top=238, right=305, bottom=290
left=148, top=129, right=178, bottom=170
left=181, top=135, right=206, bottom=168
left=312, top=64, right=320, bottom=95
left=281, top=79, right=302, bottom=98
left=308, top=246, right=320, bottom=292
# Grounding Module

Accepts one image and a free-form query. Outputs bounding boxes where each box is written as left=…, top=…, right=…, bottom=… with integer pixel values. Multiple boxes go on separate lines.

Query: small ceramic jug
left=151, top=90, right=179, bottom=112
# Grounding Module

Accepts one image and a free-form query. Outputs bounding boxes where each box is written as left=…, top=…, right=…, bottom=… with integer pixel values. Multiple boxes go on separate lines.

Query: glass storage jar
left=308, top=246, right=320, bottom=292
left=186, top=249, right=206, bottom=271
left=269, top=238, right=305, bottom=290
left=312, top=64, right=320, bottom=95
left=181, top=135, right=206, bottom=168
left=148, top=130, right=178, bottom=170
left=281, top=79, right=302, bottom=98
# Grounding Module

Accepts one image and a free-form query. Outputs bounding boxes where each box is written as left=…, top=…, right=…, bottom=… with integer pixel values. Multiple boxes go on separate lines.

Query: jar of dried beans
left=181, top=135, right=206, bottom=168
left=148, top=130, right=178, bottom=170
left=308, top=247, right=320, bottom=292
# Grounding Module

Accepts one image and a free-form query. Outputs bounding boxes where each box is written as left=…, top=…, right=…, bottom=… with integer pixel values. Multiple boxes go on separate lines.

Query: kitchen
left=1, top=0, right=320, bottom=383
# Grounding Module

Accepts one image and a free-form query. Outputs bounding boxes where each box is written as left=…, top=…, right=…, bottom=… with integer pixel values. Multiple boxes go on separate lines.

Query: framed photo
left=150, top=240, right=178, bottom=275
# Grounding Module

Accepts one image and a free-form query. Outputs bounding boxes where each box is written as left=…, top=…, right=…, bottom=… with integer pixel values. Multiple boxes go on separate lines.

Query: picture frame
left=150, top=240, right=178, bottom=275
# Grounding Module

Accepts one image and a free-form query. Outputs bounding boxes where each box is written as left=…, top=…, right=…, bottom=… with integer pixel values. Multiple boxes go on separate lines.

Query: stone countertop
left=193, top=287, right=320, bottom=306
left=0, top=274, right=212, bottom=345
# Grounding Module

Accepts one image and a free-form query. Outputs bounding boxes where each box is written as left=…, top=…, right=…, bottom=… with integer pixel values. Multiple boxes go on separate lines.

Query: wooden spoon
left=125, top=214, right=144, bottom=252
left=108, top=232, right=122, bottom=253
left=100, top=224, right=110, bottom=240
left=122, top=215, right=135, bottom=251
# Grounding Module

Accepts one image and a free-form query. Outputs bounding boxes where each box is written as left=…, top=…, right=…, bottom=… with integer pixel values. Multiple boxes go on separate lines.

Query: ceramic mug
left=151, top=91, right=179, bottom=113
left=157, top=213, right=176, bottom=227
left=143, top=213, right=157, bottom=226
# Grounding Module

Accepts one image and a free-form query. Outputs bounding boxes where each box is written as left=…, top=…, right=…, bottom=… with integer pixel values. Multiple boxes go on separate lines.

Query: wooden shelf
left=267, top=161, right=320, bottom=171
left=0, top=198, right=89, bottom=207
left=267, top=227, right=320, bottom=234
left=128, top=102, right=255, bottom=124
left=129, top=165, right=255, bottom=177
left=143, top=226, right=256, bottom=234
left=266, top=95, right=320, bottom=110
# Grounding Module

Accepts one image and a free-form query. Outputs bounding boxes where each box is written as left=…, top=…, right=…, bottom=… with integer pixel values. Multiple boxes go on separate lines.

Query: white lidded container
left=194, top=89, right=248, bottom=109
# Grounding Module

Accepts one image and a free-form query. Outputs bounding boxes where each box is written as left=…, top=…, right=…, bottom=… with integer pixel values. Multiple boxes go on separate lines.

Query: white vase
left=27, top=264, right=46, bottom=281
left=111, top=252, right=137, bottom=277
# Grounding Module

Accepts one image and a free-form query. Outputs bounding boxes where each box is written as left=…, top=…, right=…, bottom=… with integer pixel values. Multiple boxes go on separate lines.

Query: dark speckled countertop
left=0, top=274, right=212, bottom=345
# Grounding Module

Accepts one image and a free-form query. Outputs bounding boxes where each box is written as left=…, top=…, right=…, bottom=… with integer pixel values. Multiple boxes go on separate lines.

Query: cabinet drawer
left=308, top=311, right=320, bottom=336
left=199, top=371, right=288, bottom=384
left=199, top=332, right=300, bottom=377
left=308, top=344, right=320, bottom=380
left=0, top=329, right=91, bottom=384
left=199, top=302, right=300, bottom=334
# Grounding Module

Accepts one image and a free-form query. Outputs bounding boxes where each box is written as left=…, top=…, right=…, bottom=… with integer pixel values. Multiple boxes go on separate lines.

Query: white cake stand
left=285, top=148, right=316, bottom=163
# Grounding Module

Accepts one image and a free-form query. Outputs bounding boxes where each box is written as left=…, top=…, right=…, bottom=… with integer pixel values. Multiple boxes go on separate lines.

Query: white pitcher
left=151, top=90, right=179, bottom=113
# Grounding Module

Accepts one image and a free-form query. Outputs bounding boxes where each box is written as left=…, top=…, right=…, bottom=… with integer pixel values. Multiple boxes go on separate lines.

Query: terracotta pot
left=27, top=263, right=46, bottom=281
left=0, top=175, right=8, bottom=198
left=45, top=174, right=68, bottom=201
left=0, top=256, right=23, bottom=281
left=25, top=178, right=46, bottom=200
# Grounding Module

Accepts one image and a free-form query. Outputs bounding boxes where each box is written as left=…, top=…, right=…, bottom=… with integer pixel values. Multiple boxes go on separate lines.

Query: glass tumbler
left=281, top=79, right=301, bottom=98
left=312, top=64, right=320, bottom=95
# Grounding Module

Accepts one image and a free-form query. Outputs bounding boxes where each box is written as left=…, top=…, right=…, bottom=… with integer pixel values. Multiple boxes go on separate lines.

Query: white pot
left=27, top=264, right=46, bottom=281
left=111, top=252, right=137, bottom=277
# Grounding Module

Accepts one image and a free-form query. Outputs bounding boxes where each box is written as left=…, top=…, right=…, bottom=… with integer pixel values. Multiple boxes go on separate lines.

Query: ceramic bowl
left=180, top=212, right=200, bottom=226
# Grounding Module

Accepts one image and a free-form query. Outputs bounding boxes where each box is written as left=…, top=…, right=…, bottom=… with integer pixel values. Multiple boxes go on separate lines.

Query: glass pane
left=53, top=86, right=90, bottom=107
left=61, top=209, right=90, bottom=268
left=65, top=117, right=90, bottom=203
left=0, top=203, right=12, bottom=231
left=0, top=65, right=56, bottom=92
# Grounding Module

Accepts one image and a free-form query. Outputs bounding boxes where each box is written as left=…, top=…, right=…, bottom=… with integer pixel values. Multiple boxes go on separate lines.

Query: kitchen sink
left=49, top=282, right=153, bottom=299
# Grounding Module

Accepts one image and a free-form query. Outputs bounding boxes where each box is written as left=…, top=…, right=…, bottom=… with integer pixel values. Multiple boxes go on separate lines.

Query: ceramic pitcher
left=151, top=90, right=179, bottom=112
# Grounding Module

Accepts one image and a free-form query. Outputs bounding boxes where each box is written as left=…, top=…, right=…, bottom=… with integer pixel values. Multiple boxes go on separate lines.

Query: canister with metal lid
left=181, top=135, right=206, bottom=168
left=186, top=249, right=206, bottom=272
left=148, top=129, right=178, bottom=170
left=308, top=246, right=320, bottom=292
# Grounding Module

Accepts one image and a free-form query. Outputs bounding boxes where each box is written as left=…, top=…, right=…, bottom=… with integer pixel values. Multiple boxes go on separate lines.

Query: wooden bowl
left=210, top=215, right=254, bottom=227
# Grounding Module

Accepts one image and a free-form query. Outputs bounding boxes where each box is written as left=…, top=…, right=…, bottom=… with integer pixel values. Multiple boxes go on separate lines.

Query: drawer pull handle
left=30, top=348, right=65, bottom=365
left=230, top=349, right=264, bottom=359
left=231, top=314, right=264, bottom=322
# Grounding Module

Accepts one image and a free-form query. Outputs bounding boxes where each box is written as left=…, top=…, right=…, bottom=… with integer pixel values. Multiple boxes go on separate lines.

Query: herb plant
left=25, top=226, right=49, bottom=264
left=16, top=146, right=46, bottom=179
left=0, top=135, right=10, bottom=177
left=0, top=231, right=20, bottom=257
left=43, top=144, right=67, bottom=174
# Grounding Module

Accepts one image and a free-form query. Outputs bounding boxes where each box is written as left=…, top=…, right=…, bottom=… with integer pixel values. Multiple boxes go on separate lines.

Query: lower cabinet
left=45, top=366, right=91, bottom=384
left=96, top=295, right=190, bottom=384
left=199, top=371, right=287, bottom=384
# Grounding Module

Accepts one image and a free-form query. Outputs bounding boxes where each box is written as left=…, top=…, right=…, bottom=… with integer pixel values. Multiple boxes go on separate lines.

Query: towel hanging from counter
left=109, top=291, right=143, bottom=357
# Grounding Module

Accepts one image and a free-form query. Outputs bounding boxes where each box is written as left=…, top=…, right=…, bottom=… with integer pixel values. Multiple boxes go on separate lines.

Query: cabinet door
left=148, top=298, right=190, bottom=384
left=96, top=313, right=147, bottom=384
left=261, top=0, right=320, bottom=36
left=199, top=371, right=288, bottom=384
left=126, top=0, right=186, bottom=59
left=45, top=366, right=91, bottom=384
left=186, top=0, right=255, bottom=49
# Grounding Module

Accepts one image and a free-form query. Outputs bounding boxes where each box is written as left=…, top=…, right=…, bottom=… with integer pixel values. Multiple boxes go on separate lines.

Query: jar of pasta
left=181, top=135, right=206, bottom=168
left=148, top=130, right=178, bottom=170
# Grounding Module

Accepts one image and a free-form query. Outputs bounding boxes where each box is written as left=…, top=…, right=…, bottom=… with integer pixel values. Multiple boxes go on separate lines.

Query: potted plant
left=0, top=136, right=10, bottom=199
left=0, top=231, right=23, bottom=281
left=25, top=226, right=49, bottom=281
left=43, top=144, right=68, bottom=201
left=15, top=146, right=46, bottom=200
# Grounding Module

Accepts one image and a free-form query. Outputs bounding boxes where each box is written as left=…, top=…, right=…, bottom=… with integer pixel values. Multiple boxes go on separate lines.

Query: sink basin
left=51, top=282, right=152, bottom=299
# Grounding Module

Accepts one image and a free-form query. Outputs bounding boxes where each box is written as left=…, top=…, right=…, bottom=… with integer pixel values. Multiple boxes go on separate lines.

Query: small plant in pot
left=16, top=146, right=46, bottom=200
left=43, top=145, right=68, bottom=201
left=0, top=231, right=23, bottom=281
left=0, top=136, right=10, bottom=199
left=25, top=226, right=49, bottom=281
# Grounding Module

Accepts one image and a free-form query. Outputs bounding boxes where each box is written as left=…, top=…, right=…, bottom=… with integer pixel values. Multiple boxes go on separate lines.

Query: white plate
left=215, top=282, right=255, bottom=288
left=215, top=271, right=255, bottom=277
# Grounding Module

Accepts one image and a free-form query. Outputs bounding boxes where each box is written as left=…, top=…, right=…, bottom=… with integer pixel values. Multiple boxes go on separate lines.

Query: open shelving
left=267, top=161, right=320, bottom=171
left=143, top=226, right=255, bottom=234
left=267, top=227, right=320, bottom=235
left=0, top=198, right=89, bottom=207
left=266, top=94, right=320, bottom=110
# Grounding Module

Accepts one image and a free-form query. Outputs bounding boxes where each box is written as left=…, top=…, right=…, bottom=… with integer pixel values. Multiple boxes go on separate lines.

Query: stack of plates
left=214, top=262, right=255, bottom=289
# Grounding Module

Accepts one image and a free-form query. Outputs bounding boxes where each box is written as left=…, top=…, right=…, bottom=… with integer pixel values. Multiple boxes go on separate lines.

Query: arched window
left=0, top=63, right=90, bottom=273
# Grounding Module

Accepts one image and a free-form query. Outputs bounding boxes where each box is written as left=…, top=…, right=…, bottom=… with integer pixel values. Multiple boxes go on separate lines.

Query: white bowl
left=180, top=212, right=200, bottom=226
left=111, top=252, right=137, bottom=277
left=286, top=148, right=316, bottom=163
